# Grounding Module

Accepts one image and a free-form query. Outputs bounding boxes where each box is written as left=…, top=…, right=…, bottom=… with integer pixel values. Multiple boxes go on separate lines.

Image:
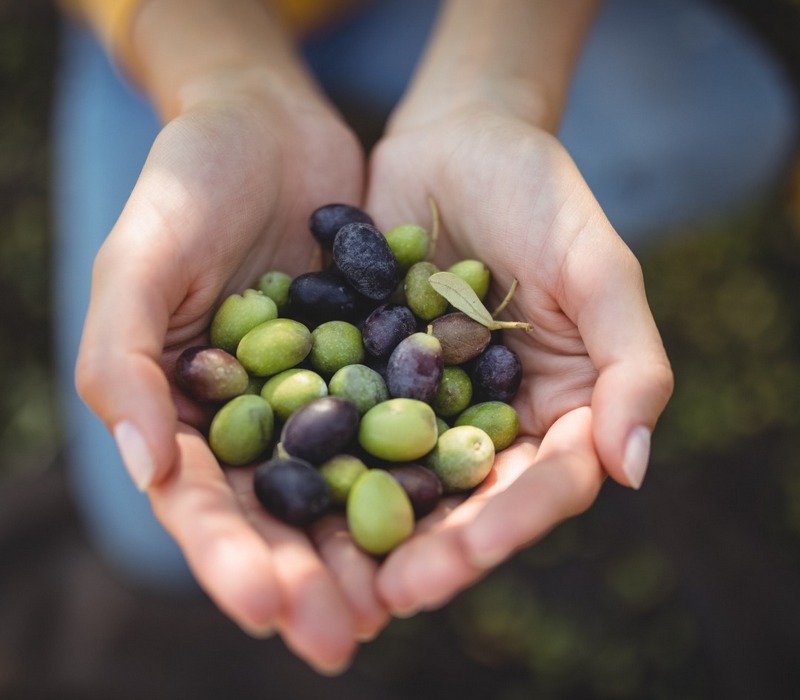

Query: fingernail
left=239, top=621, right=276, bottom=639
left=623, top=426, right=651, bottom=490
left=113, top=420, right=156, bottom=492
left=357, top=628, right=380, bottom=643
left=310, top=658, right=352, bottom=677
left=392, top=604, right=422, bottom=619
left=466, top=544, right=508, bottom=571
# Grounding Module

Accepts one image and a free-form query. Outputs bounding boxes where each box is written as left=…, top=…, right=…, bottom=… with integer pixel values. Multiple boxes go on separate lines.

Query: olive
left=426, top=425, right=495, bottom=492
left=328, top=363, right=389, bottom=415
left=455, top=401, right=520, bottom=451
left=208, top=394, right=274, bottom=466
left=386, top=464, right=443, bottom=518
left=236, top=318, right=312, bottom=377
left=175, top=346, right=249, bottom=403
left=253, top=457, right=331, bottom=525
left=359, top=398, right=438, bottom=462
left=210, top=289, right=278, bottom=354
left=347, top=470, right=415, bottom=555
left=281, top=396, right=360, bottom=465
left=260, top=368, right=328, bottom=421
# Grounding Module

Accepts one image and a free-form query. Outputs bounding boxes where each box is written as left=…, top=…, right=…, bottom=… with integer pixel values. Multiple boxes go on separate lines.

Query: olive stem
left=488, top=320, right=533, bottom=332
left=492, top=278, right=518, bottom=318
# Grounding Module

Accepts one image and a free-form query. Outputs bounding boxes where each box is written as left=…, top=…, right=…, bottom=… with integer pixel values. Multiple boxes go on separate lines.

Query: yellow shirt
left=60, top=0, right=365, bottom=67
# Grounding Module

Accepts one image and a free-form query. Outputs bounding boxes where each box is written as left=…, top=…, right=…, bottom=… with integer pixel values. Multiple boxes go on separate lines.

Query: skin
left=365, top=0, right=673, bottom=611
left=74, top=0, right=673, bottom=675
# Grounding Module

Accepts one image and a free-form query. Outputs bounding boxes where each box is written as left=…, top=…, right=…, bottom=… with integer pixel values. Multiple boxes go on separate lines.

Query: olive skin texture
left=387, top=464, right=443, bottom=518
left=471, top=344, right=523, bottom=403
left=347, top=469, right=415, bottom=555
left=430, top=312, right=492, bottom=365
left=384, top=224, right=430, bottom=273
left=359, top=398, right=438, bottom=462
left=256, top=270, right=292, bottom=312
left=236, top=318, right=313, bottom=377
left=210, top=289, right=278, bottom=354
left=319, top=454, right=368, bottom=505
left=404, top=261, right=448, bottom=321
left=426, top=425, right=495, bottom=493
left=175, top=346, right=249, bottom=403
left=431, top=366, right=473, bottom=418
left=309, top=203, right=374, bottom=250
left=328, top=363, right=389, bottom=415
left=385, top=332, right=444, bottom=403
left=309, top=320, right=365, bottom=375
left=253, top=457, right=331, bottom=525
left=333, top=222, right=400, bottom=301
left=288, top=269, right=368, bottom=325
left=260, top=368, right=328, bottom=421
left=208, top=394, right=274, bottom=466
left=361, top=303, right=417, bottom=359
left=447, top=259, right=491, bottom=301
left=280, top=396, right=360, bottom=465
left=455, top=401, right=520, bottom=451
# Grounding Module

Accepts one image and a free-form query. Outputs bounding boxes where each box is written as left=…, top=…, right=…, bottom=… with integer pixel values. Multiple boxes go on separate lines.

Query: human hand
left=75, top=78, right=390, bottom=672
left=364, top=104, right=674, bottom=615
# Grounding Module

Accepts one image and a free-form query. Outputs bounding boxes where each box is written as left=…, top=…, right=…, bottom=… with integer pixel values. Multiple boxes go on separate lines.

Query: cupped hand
left=75, top=82, right=388, bottom=672
left=365, top=105, right=674, bottom=615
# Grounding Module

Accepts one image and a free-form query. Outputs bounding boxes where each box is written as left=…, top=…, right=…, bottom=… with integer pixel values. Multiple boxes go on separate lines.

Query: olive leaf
left=429, top=272, right=495, bottom=326
left=428, top=272, right=532, bottom=332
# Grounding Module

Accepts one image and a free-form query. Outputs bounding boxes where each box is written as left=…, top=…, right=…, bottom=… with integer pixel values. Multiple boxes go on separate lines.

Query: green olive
left=210, top=289, right=278, bottom=354
left=447, top=259, right=491, bottom=301
left=431, top=366, right=473, bottom=417
left=236, top=318, right=312, bottom=377
left=455, top=401, right=520, bottom=451
left=208, top=394, right=274, bottom=466
left=328, top=363, right=389, bottom=415
left=347, top=469, right=415, bottom=555
left=319, top=454, right=369, bottom=505
left=310, top=320, right=364, bottom=375
left=426, top=425, right=495, bottom=492
left=260, top=368, right=328, bottom=421
left=359, top=398, right=438, bottom=462
left=384, top=224, right=430, bottom=273
left=255, top=270, right=292, bottom=312
left=404, top=261, right=448, bottom=321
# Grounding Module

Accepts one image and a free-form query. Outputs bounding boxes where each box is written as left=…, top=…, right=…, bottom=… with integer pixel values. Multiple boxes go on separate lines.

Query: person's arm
left=73, top=0, right=386, bottom=673
left=387, top=0, right=600, bottom=134
left=367, top=0, right=673, bottom=614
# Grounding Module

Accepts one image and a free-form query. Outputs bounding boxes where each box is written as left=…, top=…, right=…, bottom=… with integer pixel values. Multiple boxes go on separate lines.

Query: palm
left=364, top=109, right=646, bottom=611
left=80, top=96, right=391, bottom=671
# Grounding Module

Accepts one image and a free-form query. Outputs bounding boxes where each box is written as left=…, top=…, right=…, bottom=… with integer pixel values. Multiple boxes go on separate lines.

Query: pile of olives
left=175, top=203, right=525, bottom=556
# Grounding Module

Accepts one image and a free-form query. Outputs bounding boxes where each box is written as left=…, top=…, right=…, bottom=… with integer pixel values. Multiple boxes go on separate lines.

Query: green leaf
left=429, top=271, right=534, bottom=333
left=428, top=271, right=495, bottom=326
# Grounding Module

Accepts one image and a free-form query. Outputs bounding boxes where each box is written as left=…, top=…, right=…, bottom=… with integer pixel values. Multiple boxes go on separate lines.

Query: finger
left=462, top=406, right=604, bottom=568
left=376, top=441, right=538, bottom=617
left=76, top=201, right=193, bottom=491
left=309, top=514, right=391, bottom=642
left=148, top=426, right=282, bottom=635
left=226, top=470, right=359, bottom=675
left=565, top=230, right=674, bottom=489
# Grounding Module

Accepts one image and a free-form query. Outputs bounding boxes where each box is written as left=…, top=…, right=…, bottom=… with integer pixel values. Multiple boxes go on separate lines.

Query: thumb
left=76, top=233, right=181, bottom=492
left=568, top=234, right=674, bottom=490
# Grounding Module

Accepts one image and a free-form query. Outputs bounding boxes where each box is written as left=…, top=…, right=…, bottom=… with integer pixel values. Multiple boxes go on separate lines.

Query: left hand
left=363, top=104, right=674, bottom=615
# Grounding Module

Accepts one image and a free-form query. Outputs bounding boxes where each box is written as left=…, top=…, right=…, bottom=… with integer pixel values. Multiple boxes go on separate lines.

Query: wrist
left=387, top=0, right=599, bottom=135
left=127, top=0, right=329, bottom=121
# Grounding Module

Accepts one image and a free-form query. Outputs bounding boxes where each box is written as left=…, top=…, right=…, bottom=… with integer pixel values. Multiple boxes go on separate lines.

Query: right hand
left=75, top=74, right=389, bottom=673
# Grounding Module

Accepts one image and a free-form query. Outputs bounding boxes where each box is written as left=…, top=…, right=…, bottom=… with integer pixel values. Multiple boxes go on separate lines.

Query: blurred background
left=1, top=1, right=799, bottom=698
